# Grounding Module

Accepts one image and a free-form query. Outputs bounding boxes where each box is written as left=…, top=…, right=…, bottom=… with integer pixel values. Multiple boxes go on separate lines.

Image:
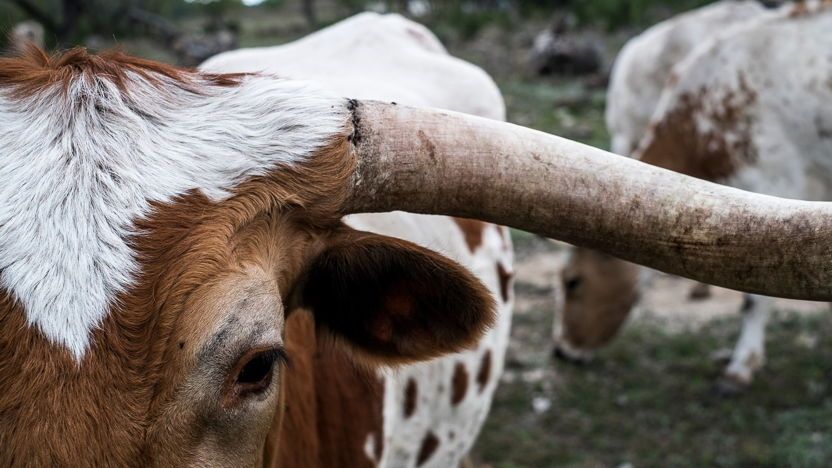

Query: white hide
left=649, top=5, right=832, bottom=200
left=606, top=0, right=767, bottom=155
left=0, top=72, right=348, bottom=359
left=203, top=13, right=512, bottom=468
left=629, top=4, right=832, bottom=383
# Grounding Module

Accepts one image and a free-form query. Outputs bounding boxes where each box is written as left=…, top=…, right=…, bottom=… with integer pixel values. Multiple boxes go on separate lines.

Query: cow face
left=1, top=194, right=495, bottom=467
left=0, top=47, right=494, bottom=466
left=552, top=247, right=640, bottom=362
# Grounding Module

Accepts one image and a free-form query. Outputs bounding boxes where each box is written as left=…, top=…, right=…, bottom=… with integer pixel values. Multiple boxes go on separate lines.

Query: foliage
left=558, top=0, right=716, bottom=30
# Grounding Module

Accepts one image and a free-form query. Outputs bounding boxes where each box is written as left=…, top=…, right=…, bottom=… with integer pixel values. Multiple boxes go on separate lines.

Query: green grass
left=472, top=309, right=832, bottom=467
left=500, top=79, right=609, bottom=151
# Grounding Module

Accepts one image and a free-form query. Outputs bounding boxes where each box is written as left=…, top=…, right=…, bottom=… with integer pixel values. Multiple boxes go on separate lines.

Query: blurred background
left=2, top=0, right=830, bottom=466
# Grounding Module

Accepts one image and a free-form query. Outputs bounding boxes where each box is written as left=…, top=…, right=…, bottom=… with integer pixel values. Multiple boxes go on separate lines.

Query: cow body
left=203, top=13, right=513, bottom=467
left=606, top=0, right=768, bottom=155
left=556, top=1, right=832, bottom=387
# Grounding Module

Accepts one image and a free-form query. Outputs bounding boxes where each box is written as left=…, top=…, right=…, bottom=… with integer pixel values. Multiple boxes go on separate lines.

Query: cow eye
left=563, top=276, right=583, bottom=294
left=222, top=346, right=288, bottom=407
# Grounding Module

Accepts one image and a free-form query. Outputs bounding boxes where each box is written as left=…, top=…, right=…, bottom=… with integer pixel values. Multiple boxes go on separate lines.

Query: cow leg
left=723, top=294, right=772, bottom=387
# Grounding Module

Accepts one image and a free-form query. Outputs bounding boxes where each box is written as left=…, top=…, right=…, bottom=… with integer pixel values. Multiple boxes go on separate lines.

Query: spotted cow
left=554, top=1, right=832, bottom=389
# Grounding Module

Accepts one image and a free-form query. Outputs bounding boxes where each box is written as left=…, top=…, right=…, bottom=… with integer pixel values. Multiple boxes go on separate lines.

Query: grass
left=499, top=78, right=609, bottom=151
left=472, top=306, right=832, bottom=467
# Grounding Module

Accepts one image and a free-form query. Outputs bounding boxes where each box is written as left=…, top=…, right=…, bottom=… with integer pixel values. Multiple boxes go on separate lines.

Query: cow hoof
left=712, top=376, right=747, bottom=397
left=551, top=346, right=588, bottom=365
left=688, top=282, right=712, bottom=301
left=709, top=348, right=733, bottom=365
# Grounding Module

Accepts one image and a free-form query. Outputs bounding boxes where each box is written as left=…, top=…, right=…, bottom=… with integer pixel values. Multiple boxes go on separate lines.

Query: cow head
left=0, top=47, right=493, bottom=466
left=552, top=248, right=640, bottom=362
left=2, top=47, right=831, bottom=467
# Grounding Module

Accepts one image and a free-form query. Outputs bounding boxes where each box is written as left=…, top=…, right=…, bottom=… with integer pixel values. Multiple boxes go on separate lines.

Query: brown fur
left=0, top=45, right=245, bottom=99
left=403, top=378, right=418, bottom=418
left=416, top=432, right=440, bottom=466
left=295, top=229, right=496, bottom=366
left=452, top=218, right=488, bottom=253
left=451, top=362, right=469, bottom=406
left=497, top=262, right=513, bottom=303
left=475, top=350, right=492, bottom=393
left=0, top=48, right=496, bottom=466
left=558, top=249, right=641, bottom=351
left=314, top=335, right=386, bottom=468
left=636, top=77, right=758, bottom=182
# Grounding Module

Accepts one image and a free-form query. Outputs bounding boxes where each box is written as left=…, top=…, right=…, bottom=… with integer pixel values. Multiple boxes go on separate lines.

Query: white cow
left=555, top=1, right=832, bottom=390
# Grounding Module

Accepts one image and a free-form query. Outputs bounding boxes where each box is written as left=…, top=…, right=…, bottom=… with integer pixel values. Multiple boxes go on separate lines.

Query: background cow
left=554, top=1, right=832, bottom=389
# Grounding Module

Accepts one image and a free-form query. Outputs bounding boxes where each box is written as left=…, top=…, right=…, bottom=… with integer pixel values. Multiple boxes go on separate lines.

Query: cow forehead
left=0, top=57, right=348, bottom=359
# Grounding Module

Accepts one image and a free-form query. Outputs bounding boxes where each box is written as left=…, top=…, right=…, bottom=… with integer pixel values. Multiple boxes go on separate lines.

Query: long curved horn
left=343, top=101, right=832, bottom=301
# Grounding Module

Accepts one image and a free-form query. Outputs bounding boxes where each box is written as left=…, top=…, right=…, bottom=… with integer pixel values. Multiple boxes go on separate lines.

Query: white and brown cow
left=555, top=1, right=832, bottom=388
left=2, top=10, right=832, bottom=468
left=605, top=0, right=769, bottom=156
left=202, top=13, right=513, bottom=467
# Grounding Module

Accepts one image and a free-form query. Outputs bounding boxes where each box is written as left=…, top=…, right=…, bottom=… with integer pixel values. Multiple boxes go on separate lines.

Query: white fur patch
left=0, top=70, right=348, bottom=359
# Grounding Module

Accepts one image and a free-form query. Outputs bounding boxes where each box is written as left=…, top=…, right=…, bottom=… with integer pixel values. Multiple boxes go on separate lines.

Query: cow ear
left=293, top=227, right=495, bottom=365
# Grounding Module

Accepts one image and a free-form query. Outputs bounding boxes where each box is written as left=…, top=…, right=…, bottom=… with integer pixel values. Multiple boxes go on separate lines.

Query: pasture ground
left=472, top=234, right=832, bottom=468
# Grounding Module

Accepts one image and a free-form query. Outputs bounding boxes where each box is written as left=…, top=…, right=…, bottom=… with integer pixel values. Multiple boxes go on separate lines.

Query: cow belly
left=343, top=213, right=514, bottom=468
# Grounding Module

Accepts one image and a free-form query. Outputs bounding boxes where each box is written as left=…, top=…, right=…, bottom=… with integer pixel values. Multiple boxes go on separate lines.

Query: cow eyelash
left=265, top=346, right=291, bottom=369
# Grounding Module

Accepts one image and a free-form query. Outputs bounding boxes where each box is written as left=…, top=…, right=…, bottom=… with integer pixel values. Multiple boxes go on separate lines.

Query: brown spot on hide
left=450, top=362, right=469, bottom=406
left=416, top=432, right=440, bottom=466
left=452, top=218, right=488, bottom=253
left=403, top=378, right=418, bottom=418
left=476, top=350, right=492, bottom=393
left=740, top=295, right=756, bottom=313
left=497, top=262, right=513, bottom=303
left=790, top=1, right=810, bottom=17
left=636, top=75, right=758, bottom=182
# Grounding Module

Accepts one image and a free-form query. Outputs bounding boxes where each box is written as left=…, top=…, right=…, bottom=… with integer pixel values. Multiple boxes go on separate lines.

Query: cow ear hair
left=290, top=226, right=495, bottom=366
